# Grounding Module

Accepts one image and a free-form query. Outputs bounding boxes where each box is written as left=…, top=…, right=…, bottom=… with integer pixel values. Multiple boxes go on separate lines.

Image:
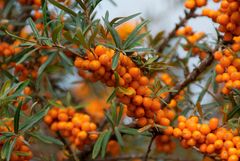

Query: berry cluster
left=184, top=0, right=207, bottom=9
left=44, top=103, right=98, bottom=150
left=170, top=116, right=240, bottom=161
left=0, top=120, right=32, bottom=161
left=214, top=48, right=240, bottom=94
left=176, top=26, right=207, bottom=59
left=74, top=45, right=183, bottom=127
left=155, top=134, right=176, bottom=154
left=0, top=41, right=20, bottom=57
left=203, top=0, right=240, bottom=42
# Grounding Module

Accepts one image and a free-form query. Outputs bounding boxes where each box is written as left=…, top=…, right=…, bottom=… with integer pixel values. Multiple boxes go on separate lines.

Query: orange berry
left=137, top=117, right=147, bottom=127
left=159, top=118, right=170, bottom=126
left=206, top=144, right=215, bottom=154
left=217, top=14, right=229, bottom=25
left=215, top=64, right=224, bottom=74
left=200, top=124, right=211, bottom=135
left=58, top=113, right=68, bottom=122
left=44, top=115, right=52, bottom=124
left=135, top=107, right=145, bottom=118
left=164, top=126, right=173, bottom=135
left=214, top=51, right=223, bottom=60
left=78, top=131, right=88, bottom=140
left=178, top=115, right=187, bottom=122
left=182, top=129, right=192, bottom=139
left=173, top=128, right=182, bottom=138
left=95, top=45, right=106, bottom=56
left=206, top=133, right=217, bottom=144
left=228, top=155, right=238, bottom=161
left=209, top=117, right=219, bottom=130
left=220, top=150, right=229, bottom=160
left=133, top=95, right=143, bottom=106
left=220, top=56, right=231, bottom=68
left=129, top=67, right=141, bottom=78
left=142, top=97, right=152, bottom=109
left=185, top=0, right=196, bottom=9
left=192, top=130, right=201, bottom=140
left=214, top=139, right=223, bottom=149
left=89, top=60, right=101, bottom=71
left=200, top=144, right=207, bottom=153
left=139, top=76, right=149, bottom=85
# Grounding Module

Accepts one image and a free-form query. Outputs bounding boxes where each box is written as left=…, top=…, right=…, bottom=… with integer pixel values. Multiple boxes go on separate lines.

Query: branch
left=157, top=9, right=199, bottom=54
left=144, top=135, right=156, bottom=161
left=161, top=46, right=217, bottom=106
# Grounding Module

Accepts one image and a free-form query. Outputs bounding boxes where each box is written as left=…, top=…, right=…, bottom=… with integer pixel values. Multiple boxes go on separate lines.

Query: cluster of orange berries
left=184, top=0, right=207, bottom=9
left=155, top=134, right=176, bottom=154
left=168, top=116, right=240, bottom=161
left=0, top=120, right=33, bottom=161
left=176, top=26, right=207, bottom=59
left=0, top=42, right=21, bottom=57
left=202, top=0, right=240, bottom=42
left=13, top=63, right=38, bottom=81
left=74, top=45, right=183, bottom=127
left=214, top=48, right=240, bottom=94
left=44, top=104, right=98, bottom=150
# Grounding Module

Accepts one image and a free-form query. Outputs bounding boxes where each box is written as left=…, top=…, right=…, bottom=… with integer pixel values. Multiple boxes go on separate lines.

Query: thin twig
left=144, top=135, right=156, bottom=161
left=157, top=9, right=199, bottom=54
left=160, top=46, right=217, bottom=107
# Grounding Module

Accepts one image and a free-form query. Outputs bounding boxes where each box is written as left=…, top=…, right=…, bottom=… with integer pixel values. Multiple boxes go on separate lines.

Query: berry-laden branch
left=161, top=46, right=217, bottom=106
left=157, top=9, right=199, bottom=54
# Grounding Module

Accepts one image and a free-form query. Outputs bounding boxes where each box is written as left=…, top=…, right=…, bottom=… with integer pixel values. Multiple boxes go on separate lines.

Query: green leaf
left=19, top=106, right=50, bottom=132
left=107, top=89, right=116, bottom=103
left=1, top=139, right=10, bottom=159
left=28, top=132, right=64, bottom=146
left=105, top=112, right=115, bottom=128
left=48, top=0, right=77, bottom=16
left=117, top=87, right=135, bottom=96
left=6, top=138, right=16, bottom=161
left=124, top=32, right=149, bottom=49
left=59, top=52, right=73, bottom=66
left=0, top=80, right=11, bottom=96
left=111, top=51, right=120, bottom=70
left=27, top=18, right=41, bottom=40
left=16, top=47, right=39, bottom=64
left=101, top=130, right=112, bottom=158
left=76, top=0, right=86, bottom=10
left=38, top=53, right=57, bottom=75
left=116, top=103, right=124, bottom=125
left=48, top=100, right=65, bottom=108
left=119, top=126, right=151, bottom=137
left=123, top=20, right=149, bottom=49
left=92, top=132, right=105, bottom=159
left=114, top=127, right=124, bottom=146
left=196, top=76, right=212, bottom=104
left=113, top=13, right=141, bottom=27
left=110, top=103, right=117, bottom=124
left=42, top=0, right=49, bottom=36
left=228, top=105, right=240, bottom=119
left=14, top=101, right=22, bottom=134
left=52, top=23, right=64, bottom=43
left=103, top=13, right=122, bottom=48
left=124, top=47, right=153, bottom=53
left=75, top=29, right=89, bottom=48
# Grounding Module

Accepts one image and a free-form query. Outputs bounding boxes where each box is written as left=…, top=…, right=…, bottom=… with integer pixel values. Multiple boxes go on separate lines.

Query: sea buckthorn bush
left=1, top=0, right=240, bottom=161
